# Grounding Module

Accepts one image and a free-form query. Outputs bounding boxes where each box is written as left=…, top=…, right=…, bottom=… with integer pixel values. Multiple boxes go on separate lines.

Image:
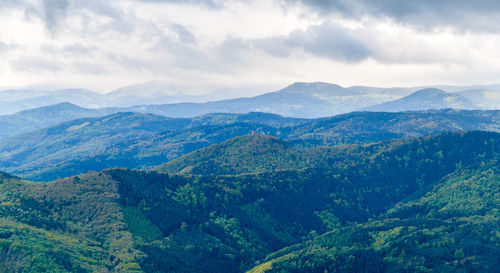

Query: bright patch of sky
left=1, top=0, right=500, bottom=95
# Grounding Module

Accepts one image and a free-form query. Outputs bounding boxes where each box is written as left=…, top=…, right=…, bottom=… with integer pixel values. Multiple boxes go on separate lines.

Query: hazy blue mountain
left=0, top=112, right=304, bottom=181
left=105, top=81, right=212, bottom=107
left=362, top=88, right=480, bottom=112
left=3, top=109, right=500, bottom=180
left=0, top=102, right=118, bottom=139
left=2, top=82, right=496, bottom=118
left=0, top=89, right=106, bottom=114
left=458, top=89, right=500, bottom=109
left=128, top=82, right=418, bottom=118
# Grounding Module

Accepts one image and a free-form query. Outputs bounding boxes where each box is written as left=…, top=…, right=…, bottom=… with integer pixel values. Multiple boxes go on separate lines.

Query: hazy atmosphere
left=2, top=0, right=500, bottom=94
left=0, top=1, right=499, bottom=273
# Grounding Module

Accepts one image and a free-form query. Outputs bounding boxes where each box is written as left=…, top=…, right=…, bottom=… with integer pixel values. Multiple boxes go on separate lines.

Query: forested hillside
left=250, top=166, right=499, bottom=273
left=2, top=109, right=500, bottom=181
left=0, top=131, right=498, bottom=272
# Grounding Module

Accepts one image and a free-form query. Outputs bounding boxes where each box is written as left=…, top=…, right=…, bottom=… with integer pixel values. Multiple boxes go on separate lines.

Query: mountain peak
left=282, top=82, right=343, bottom=93
left=15, top=102, right=86, bottom=115
left=410, top=88, right=448, bottom=96
left=363, top=87, right=478, bottom=112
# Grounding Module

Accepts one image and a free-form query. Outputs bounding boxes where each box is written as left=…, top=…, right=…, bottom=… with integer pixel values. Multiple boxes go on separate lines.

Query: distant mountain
left=3, top=82, right=498, bottom=117
left=362, top=88, right=479, bottom=112
left=0, top=89, right=106, bottom=114
left=458, top=89, right=500, bottom=109
left=105, top=81, right=213, bottom=107
left=128, top=82, right=417, bottom=118
left=0, top=102, right=117, bottom=139
left=3, top=109, right=500, bottom=180
left=0, top=112, right=304, bottom=181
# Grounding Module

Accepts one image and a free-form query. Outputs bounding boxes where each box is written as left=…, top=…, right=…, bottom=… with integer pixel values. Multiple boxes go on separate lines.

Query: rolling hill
left=0, top=131, right=498, bottom=272
left=0, top=102, right=117, bottom=139
left=458, top=89, right=500, bottom=110
left=127, top=82, right=417, bottom=118
left=249, top=165, right=500, bottom=273
left=3, top=83, right=499, bottom=118
left=3, top=109, right=500, bottom=180
left=0, top=88, right=106, bottom=114
left=363, top=88, right=479, bottom=112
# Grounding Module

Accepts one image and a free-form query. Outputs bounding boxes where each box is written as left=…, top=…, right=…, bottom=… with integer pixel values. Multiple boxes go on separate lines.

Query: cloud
left=1, top=0, right=500, bottom=93
left=255, top=21, right=372, bottom=62
left=290, top=0, right=500, bottom=32
left=42, top=0, right=69, bottom=32
left=0, top=42, right=10, bottom=54
left=10, top=56, right=62, bottom=73
left=138, top=0, right=220, bottom=8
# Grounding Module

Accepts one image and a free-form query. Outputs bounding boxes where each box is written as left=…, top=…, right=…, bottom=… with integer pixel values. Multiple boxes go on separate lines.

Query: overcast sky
left=1, top=0, right=500, bottom=94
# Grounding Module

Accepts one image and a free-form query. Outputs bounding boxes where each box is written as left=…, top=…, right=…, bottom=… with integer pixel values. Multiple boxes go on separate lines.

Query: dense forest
left=0, top=131, right=498, bottom=272
left=2, top=109, right=500, bottom=181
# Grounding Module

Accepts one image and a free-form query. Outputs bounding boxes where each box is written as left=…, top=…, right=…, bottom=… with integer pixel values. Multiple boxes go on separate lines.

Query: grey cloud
left=62, top=43, right=98, bottom=56
left=43, top=0, right=69, bottom=32
left=4, top=0, right=129, bottom=34
left=138, top=0, right=220, bottom=8
left=0, top=42, right=13, bottom=54
left=171, top=24, right=197, bottom=44
left=10, top=56, right=62, bottom=72
left=40, top=43, right=99, bottom=57
left=255, top=22, right=372, bottom=62
left=291, top=0, right=500, bottom=32
left=72, top=61, right=109, bottom=75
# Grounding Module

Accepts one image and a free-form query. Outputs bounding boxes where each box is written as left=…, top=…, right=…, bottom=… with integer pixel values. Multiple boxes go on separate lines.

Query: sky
left=1, top=0, right=500, bottom=95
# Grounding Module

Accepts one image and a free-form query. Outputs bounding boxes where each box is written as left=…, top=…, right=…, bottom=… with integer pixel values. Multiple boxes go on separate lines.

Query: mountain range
left=0, top=131, right=498, bottom=272
left=362, top=88, right=478, bottom=112
left=0, top=82, right=499, bottom=272
left=2, top=82, right=500, bottom=117
left=2, top=109, right=500, bottom=181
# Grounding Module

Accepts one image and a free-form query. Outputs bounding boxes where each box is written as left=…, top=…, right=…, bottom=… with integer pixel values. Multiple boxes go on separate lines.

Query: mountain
left=0, top=111, right=306, bottom=181
left=128, top=82, right=417, bottom=118
left=363, top=88, right=479, bottom=112
left=155, top=134, right=362, bottom=176
left=0, top=89, right=106, bottom=114
left=0, top=102, right=118, bottom=139
left=157, top=135, right=303, bottom=175
left=104, top=81, right=214, bottom=107
left=249, top=165, right=500, bottom=273
left=2, top=83, right=496, bottom=118
left=3, top=109, right=500, bottom=181
left=0, top=131, right=498, bottom=272
left=458, top=89, right=500, bottom=109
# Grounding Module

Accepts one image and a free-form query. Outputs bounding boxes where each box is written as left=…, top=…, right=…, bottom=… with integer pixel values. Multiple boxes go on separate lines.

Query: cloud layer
left=1, top=0, right=500, bottom=94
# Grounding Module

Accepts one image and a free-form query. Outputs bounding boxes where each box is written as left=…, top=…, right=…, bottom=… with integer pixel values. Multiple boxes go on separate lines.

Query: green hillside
left=250, top=166, right=499, bottom=273
left=156, top=134, right=355, bottom=175
left=0, top=102, right=117, bottom=139
left=3, top=109, right=500, bottom=181
left=0, top=131, right=498, bottom=272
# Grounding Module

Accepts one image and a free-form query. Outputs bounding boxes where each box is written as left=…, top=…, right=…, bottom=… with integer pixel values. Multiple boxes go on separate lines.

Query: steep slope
left=250, top=165, right=500, bottom=273
left=0, top=132, right=499, bottom=273
left=363, top=88, right=479, bottom=112
left=0, top=102, right=118, bottom=138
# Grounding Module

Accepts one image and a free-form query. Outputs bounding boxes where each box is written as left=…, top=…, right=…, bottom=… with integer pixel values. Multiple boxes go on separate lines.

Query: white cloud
left=0, top=0, right=500, bottom=94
